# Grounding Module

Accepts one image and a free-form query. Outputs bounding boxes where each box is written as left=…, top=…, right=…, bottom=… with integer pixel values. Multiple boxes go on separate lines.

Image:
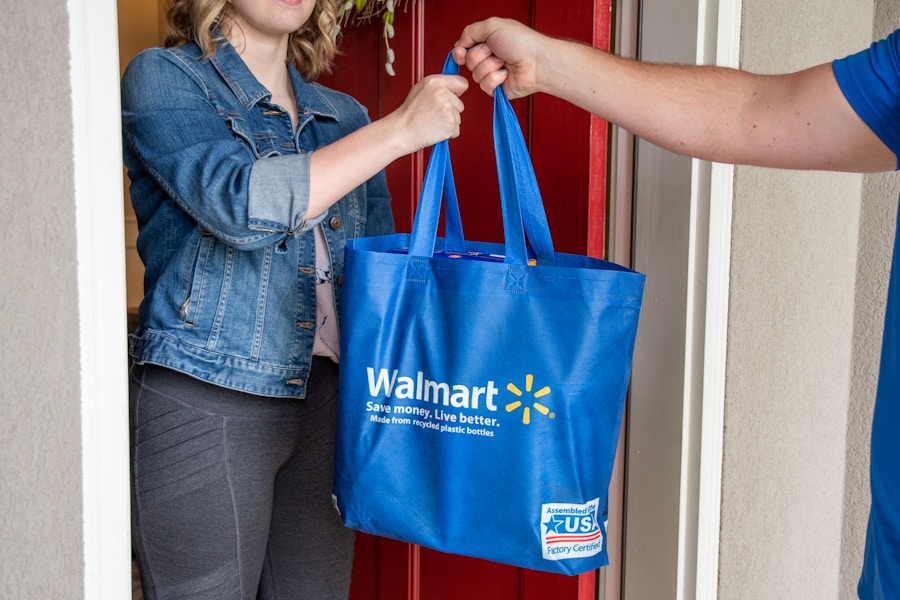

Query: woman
left=121, top=1, right=467, bottom=598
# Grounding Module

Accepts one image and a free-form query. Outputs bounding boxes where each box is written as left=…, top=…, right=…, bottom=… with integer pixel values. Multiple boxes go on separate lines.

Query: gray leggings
left=129, top=360, right=354, bottom=600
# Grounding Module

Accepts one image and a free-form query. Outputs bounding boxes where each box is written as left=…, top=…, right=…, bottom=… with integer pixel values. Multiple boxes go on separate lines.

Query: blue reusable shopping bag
left=333, top=55, right=645, bottom=576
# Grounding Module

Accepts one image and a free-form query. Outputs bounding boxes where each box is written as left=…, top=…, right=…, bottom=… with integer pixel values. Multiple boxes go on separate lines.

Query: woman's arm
left=122, top=48, right=466, bottom=249
left=307, top=74, right=467, bottom=218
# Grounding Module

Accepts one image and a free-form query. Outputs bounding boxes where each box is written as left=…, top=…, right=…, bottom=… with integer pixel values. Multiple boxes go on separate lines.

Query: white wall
left=624, top=1, right=900, bottom=599
left=840, top=4, right=900, bottom=598
left=0, top=1, right=130, bottom=598
left=0, top=2, right=85, bottom=598
left=720, top=1, right=900, bottom=598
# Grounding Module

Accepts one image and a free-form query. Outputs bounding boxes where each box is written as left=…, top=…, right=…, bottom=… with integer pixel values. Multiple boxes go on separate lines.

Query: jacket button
left=337, top=274, right=343, bottom=286
left=329, top=216, right=344, bottom=230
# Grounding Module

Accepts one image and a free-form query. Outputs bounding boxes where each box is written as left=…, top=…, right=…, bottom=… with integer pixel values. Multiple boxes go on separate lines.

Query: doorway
left=108, top=1, right=738, bottom=598
left=116, top=1, right=618, bottom=598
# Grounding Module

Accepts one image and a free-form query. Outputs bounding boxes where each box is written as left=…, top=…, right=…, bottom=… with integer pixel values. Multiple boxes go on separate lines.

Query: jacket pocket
left=180, top=232, right=214, bottom=326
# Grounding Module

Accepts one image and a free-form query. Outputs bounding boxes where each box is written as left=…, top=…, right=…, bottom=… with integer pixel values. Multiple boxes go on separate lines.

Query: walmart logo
left=505, top=374, right=556, bottom=425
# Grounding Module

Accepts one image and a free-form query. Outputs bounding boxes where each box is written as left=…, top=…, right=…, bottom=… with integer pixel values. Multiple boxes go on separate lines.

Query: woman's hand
left=385, top=73, right=469, bottom=153
left=306, top=73, right=467, bottom=219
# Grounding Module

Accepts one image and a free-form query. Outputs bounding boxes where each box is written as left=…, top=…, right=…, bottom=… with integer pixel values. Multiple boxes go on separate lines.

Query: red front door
left=322, top=3, right=612, bottom=598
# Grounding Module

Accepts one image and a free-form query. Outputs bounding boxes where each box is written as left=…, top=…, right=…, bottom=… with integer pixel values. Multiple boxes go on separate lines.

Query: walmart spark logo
left=505, top=374, right=556, bottom=425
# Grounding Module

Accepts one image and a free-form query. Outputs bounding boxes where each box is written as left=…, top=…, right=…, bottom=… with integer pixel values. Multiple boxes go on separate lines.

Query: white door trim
left=621, top=0, right=741, bottom=597
left=70, top=0, right=132, bottom=597
left=681, top=0, right=742, bottom=598
left=690, top=0, right=741, bottom=598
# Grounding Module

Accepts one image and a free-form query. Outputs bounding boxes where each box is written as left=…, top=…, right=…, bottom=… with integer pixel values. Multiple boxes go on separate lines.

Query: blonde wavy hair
left=164, top=0, right=339, bottom=81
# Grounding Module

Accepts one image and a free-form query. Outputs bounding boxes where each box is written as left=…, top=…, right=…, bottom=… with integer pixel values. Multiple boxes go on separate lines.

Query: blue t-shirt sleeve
left=833, top=29, right=900, bottom=169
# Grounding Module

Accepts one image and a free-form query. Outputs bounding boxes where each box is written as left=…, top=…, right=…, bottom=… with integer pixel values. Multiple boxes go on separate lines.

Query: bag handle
left=407, top=54, right=467, bottom=257
left=408, top=53, right=556, bottom=267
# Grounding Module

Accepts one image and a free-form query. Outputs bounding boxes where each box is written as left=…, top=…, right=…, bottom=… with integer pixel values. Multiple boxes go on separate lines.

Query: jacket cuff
left=247, top=153, right=327, bottom=233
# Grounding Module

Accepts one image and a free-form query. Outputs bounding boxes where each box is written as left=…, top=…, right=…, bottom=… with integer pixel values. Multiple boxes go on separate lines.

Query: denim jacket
left=121, top=39, right=394, bottom=398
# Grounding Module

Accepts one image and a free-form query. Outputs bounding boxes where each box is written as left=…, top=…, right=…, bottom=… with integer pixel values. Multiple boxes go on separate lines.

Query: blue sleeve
left=121, top=48, right=319, bottom=250
left=833, top=30, right=900, bottom=169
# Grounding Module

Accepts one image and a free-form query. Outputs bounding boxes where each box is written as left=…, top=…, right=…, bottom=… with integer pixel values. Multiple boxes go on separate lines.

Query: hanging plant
left=337, top=0, right=412, bottom=76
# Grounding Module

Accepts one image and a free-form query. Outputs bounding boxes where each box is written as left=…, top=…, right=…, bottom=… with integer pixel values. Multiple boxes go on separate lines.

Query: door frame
left=70, top=0, right=133, bottom=598
left=615, top=0, right=741, bottom=598
left=76, top=0, right=742, bottom=597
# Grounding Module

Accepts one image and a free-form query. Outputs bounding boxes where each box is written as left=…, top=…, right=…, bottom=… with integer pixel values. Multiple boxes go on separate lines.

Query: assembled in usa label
left=540, top=498, right=605, bottom=561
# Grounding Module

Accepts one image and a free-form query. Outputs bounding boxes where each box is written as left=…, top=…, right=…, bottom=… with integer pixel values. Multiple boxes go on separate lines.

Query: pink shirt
left=313, top=226, right=340, bottom=362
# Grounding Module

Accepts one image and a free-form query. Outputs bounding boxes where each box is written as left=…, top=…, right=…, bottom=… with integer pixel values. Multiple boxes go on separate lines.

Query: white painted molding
left=693, top=0, right=742, bottom=598
left=69, top=0, right=132, bottom=598
left=674, top=0, right=741, bottom=598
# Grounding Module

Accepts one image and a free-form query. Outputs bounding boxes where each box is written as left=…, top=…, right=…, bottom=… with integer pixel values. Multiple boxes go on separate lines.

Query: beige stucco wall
left=839, top=4, right=900, bottom=598
left=720, top=1, right=900, bottom=598
left=0, top=2, right=85, bottom=599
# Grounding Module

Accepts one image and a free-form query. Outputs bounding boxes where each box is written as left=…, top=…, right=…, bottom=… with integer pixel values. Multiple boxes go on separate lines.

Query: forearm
left=538, top=40, right=746, bottom=158
left=458, top=17, right=893, bottom=171
left=306, top=115, right=407, bottom=219
left=306, top=73, right=466, bottom=220
left=537, top=39, right=894, bottom=172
